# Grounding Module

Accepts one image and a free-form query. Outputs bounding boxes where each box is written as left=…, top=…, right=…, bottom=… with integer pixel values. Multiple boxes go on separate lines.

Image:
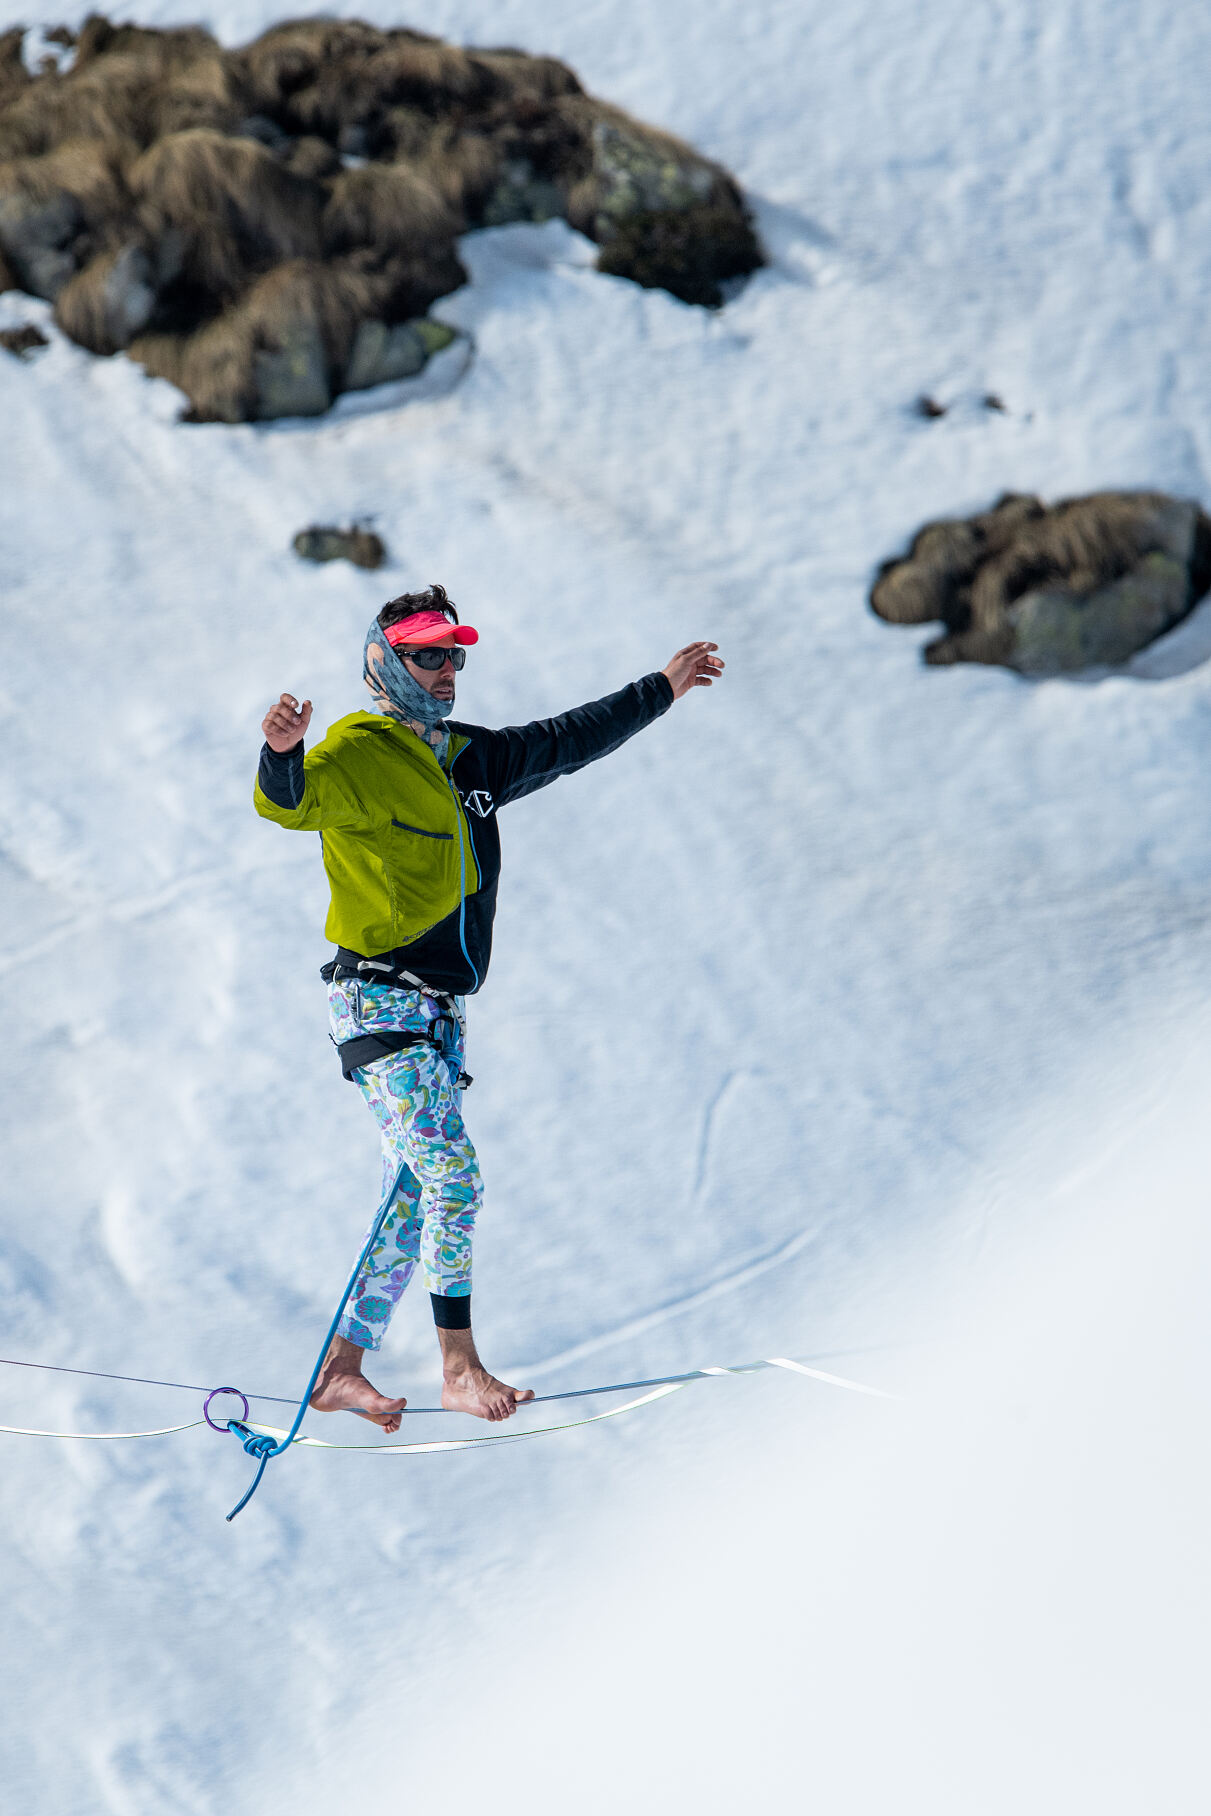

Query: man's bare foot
left=441, top=1366, right=535, bottom=1423
left=309, top=1337, right=407, bottom=1432
left=436, top=1322, right=534, bottom=1422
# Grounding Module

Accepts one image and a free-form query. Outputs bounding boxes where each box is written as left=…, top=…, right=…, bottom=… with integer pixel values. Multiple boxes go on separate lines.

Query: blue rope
left=446, top=770, right=481, bottom=992
left=224, top=1422, right=278, bottom=1512
left=224, top=1155, right=409, bottom=1520
left=226, top=771, right=478, bottom=1520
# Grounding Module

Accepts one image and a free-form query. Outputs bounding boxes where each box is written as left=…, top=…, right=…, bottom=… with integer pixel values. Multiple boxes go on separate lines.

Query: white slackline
left=0, top=1357, right=896, bottom=1445
left=0, top=1419, right=205, bottom=1440
left=239, top=1358, right=897, bottom=1453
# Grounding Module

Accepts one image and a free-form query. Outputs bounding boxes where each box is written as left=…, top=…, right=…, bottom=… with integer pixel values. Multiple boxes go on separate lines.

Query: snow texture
left=1, top=0, right=1209, bottom=1810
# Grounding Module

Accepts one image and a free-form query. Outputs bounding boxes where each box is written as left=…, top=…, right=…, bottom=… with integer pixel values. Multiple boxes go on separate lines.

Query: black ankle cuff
left=431, top=1292, right=472, bottom=1330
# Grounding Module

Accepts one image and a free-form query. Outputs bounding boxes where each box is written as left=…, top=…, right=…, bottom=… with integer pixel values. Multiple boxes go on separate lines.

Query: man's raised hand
left=263, top=692, right=312, bottom=752
left=662, top=641, right=724, bottom=701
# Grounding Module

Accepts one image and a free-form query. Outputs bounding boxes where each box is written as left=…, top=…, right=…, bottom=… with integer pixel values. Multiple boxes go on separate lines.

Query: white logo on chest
left=463, top=789, right=495, bottom=819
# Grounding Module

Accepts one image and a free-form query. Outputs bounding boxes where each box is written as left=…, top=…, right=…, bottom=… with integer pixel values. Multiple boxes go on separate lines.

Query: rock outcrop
left=0, top=16, right=763, bottom=421
left=871, top=491, right=1211, bottom=674
left=293, top=523, right=386, bottom=568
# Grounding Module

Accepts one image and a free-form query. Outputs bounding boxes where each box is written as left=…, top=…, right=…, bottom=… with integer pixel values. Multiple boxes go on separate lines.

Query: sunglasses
left=398, top=645, right=467, bottom=671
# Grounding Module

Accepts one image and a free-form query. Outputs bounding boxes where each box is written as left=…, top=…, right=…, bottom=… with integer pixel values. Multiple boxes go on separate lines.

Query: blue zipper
left=446, top=756, right=481, bottom=993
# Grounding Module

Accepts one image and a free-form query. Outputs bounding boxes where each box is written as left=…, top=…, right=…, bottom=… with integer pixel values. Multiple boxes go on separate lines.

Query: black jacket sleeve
left=257, top=740, right=305, bottom=809
left=470, top=672, right=675, bottom=809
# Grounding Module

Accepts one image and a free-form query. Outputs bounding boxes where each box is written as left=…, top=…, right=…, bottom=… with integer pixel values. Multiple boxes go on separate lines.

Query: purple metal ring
left=204, top=1386, right=250, bottom=1432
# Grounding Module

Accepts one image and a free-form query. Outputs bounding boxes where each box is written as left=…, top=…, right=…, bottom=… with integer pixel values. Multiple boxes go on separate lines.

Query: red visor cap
left=383, top=610, right=479, bottom=649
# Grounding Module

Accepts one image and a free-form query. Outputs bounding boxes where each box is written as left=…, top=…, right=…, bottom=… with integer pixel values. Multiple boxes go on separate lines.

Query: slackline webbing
left=0, top=1358, right=893, bottom=1448
left=228, top=1359, right=894, bottom=1455
left=0, top=1350, right=891, bottom=1413
left=0, top=1419, right=205, bottom=1440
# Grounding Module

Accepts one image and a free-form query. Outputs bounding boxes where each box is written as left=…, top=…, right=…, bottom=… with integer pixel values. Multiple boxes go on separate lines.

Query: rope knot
left=228, top=1420, right=277, bottom=1460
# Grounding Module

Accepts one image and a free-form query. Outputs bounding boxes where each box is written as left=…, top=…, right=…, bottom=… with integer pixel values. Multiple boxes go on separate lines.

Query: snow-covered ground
left=2, top=1, right=1210, bottom=1810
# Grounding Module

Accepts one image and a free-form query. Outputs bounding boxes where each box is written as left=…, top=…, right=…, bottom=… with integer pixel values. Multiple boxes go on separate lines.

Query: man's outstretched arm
left=476, top=642, right=724, bottom=808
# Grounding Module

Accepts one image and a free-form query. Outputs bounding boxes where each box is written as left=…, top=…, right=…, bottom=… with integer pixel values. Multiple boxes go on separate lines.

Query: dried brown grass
left=0, top=27, right=29, bottom=110
left=2, top=25, right=235, bottom=158
left=322, top=162, right=458, bottom=259
left=0, top=134, right=135, bottom=226
left=281, top=136, right=342, bottom=182
left=1, top=14, right=760, bottom=416
left=53, top=239, right=157, bottom=351
left=235, top=17, right=390, bottom=116
left=129, top=129, right=322, bottom=299
left=471, top=50, right=582, bottom=102
left=281, top=37, right=495, bottom=143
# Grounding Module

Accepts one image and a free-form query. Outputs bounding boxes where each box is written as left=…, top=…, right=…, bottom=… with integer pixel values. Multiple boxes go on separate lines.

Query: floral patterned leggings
left=327, top=977, right=481, bottom=1352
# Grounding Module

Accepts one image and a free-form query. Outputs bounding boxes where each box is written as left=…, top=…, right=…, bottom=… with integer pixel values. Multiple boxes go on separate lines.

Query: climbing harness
left=320, top=956, right=471, bottom=1084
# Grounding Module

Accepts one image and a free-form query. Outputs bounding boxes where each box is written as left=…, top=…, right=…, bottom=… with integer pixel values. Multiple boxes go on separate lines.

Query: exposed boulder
left=344, top=316, right=455, bottom=390
left=0, top=186, right=82, bottom=296
left=568, top=109, right=762, bottom=305
left=293, top=523, right=386, bottom=568
left=597, top=202, right=762, bottom=307
left=480, top=157, right=564, bottom=227
left=133, top=259, right=338, bottom=421
left=0, top=16, right=763, bottom=420
left=872, top=491, right=1211, bottom=674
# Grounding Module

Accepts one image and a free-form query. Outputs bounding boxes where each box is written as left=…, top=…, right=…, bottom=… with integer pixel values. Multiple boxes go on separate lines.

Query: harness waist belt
left=321, top=948, right=453, bottom=1001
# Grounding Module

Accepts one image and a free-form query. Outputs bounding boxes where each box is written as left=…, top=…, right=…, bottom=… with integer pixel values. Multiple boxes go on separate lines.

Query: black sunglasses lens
left=405, top=646, right=466, bottom=670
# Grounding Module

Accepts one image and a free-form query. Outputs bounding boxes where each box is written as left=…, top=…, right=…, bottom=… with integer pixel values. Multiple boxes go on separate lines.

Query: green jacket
left=254, top=673, right=674, bottom=992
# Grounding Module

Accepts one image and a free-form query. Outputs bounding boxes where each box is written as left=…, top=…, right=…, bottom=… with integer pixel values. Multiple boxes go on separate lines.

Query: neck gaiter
left=363, top=618, right=454, bottom=763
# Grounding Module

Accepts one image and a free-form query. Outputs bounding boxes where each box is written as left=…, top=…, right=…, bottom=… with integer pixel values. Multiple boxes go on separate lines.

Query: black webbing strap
left=335, top=1028, right=445, bottom=1082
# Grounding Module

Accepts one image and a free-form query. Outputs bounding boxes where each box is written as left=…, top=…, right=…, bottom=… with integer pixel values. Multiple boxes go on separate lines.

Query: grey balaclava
left=363, top=615, right=455, bottom=762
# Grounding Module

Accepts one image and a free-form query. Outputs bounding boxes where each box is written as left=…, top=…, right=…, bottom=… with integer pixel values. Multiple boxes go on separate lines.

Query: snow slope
left=1, top=1, right=1210, bottom=1810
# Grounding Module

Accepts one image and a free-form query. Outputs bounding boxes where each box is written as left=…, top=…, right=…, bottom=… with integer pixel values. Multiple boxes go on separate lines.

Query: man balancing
left=256, top=585, right=724, bottom=1428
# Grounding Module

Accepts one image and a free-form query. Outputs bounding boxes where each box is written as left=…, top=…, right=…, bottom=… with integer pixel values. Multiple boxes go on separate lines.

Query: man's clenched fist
left=263, top=692, right=313, bottom=752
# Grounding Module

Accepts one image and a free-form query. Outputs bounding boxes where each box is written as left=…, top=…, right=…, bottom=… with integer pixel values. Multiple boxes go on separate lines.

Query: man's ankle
left=329, top=1335, right=367, bottom=1373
